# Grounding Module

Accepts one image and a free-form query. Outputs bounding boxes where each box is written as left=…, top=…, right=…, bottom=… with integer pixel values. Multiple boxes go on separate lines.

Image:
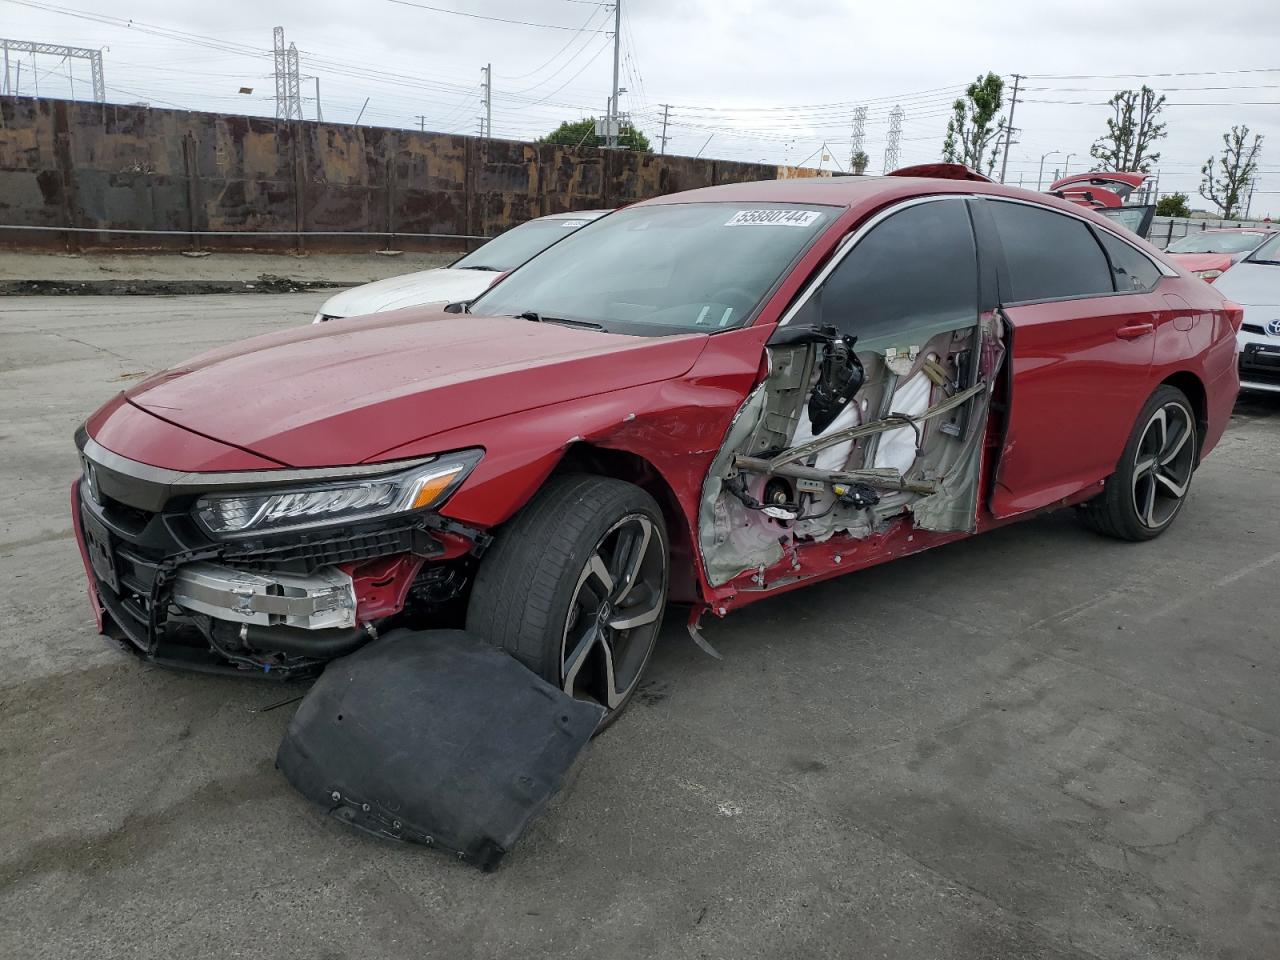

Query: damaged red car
left=73, top=174, right=1241, bottom=722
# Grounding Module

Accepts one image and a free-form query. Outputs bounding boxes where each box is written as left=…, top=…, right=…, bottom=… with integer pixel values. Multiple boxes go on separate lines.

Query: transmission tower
left=1, top=38, right=104, bottom=101
left=272, top=27, right=302, bottom=120
left=849, top=104, right=867, bottom=173
left=286, top=43, right=302, bottom=120
left=273, top=27, right=288, bottom=119
left=480, top=63, right=491, bottom=138
left=883, top=105, right=903, bottom=173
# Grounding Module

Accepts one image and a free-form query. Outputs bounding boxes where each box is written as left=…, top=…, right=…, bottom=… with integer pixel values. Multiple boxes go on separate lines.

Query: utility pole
left=608, top=0, right=621, bottom=148
left=1036, top=150, right=1059, bottom=191
left=659, top=103, right=671, bottom=155
left=3, top=41, right=9, bottom=96
left=314, top=76, right=322, bottom=122
left=1245, top=180, right=1256, bottom=220
left=416, top=115, right=426, bottom=131
left=883, top=105, right=903, bottom=173
left=849, top=104, right=866, bottom=173
left=998, top=73, right=1021, bottom=184
left=480, top=63, right=491, bottom=139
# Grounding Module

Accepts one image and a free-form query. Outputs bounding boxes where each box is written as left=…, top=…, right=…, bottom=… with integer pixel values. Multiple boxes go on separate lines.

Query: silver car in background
left=313, top=209, right=609, bottom=323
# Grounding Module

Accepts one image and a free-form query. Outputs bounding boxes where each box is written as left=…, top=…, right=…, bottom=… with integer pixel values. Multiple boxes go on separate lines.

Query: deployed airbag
left=276, top=629, right=604, bottom=870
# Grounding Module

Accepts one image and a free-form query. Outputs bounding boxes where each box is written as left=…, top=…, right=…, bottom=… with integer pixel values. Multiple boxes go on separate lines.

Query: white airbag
left=873, top=371, right=932, bottom=474
left=790, top=398, right=863, bottom=471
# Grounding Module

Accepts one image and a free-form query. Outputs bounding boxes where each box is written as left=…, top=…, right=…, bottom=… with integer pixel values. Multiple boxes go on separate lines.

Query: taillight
left=1222, top=300, right=1244, bottom=333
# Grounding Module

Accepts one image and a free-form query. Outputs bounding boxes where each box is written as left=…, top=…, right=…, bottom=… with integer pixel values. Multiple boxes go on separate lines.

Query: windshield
left=453, top=216, right=598, bottom=272
left=1167, top=231, right=1267, bottom=255
left=1246, top=232, right=1280, bottom=263
left=471, top=202, right=835, bottom=335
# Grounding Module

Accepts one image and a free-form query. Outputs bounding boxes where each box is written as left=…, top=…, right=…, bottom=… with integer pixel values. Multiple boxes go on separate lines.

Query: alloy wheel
left=560, top=514, right=667, bottom=710
left=1131, top=401, right=1195, bottom=530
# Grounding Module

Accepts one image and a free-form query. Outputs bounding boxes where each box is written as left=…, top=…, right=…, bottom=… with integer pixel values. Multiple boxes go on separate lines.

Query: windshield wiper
left=458, top=264, right=501, bottom=271
left=516, top=311, right=604, bottom=330
left=1248, top=259, right=1280, bottom=265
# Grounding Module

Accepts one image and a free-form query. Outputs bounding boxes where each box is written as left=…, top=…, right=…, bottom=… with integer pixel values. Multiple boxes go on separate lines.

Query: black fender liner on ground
left=276, top=629, right=604, bottom=870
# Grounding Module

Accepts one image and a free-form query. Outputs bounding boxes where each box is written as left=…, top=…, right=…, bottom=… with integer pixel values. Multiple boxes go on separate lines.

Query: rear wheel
left=466, top=474, right=669, bottom=725
left=1080, top=385, right=1197, bottom=541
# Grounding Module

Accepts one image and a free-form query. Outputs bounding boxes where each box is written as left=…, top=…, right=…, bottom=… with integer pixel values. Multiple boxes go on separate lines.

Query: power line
left=379, top=0, right=611, bottom=33
left=494, top=3, right=607, bottom=81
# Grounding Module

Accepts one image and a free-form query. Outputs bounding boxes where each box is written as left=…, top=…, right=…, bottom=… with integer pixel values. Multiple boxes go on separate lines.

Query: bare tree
left=1200, top=125, right=1264, bottom=219
left=1090, top=86, right=1167, bottom=172
left=942, top=73, right=1006, bottom=175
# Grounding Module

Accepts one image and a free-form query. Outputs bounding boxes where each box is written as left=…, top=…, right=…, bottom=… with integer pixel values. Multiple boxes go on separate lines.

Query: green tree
left=1090, top=86, right=1167, bottom=173
left=850, top=150, right=870, bottom=175
left=942, top=72, right=1006, bottom=175
left=1200, top=125, right=1264, bottom=219
left=1155, top=192, right=1191, bottom=218
left=540, top=117, right=651, bottom=152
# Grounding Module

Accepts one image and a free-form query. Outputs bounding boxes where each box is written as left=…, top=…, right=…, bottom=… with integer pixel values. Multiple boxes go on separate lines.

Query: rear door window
left=816, top=198, right=979, bottom=342
left=986, top=200, right=1114, bottom=303
left=1096, top=230, right=1162, bottom=292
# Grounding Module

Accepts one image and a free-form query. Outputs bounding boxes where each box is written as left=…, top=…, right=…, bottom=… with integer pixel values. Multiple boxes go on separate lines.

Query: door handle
left=1116, top=322, right=1155, bottom=340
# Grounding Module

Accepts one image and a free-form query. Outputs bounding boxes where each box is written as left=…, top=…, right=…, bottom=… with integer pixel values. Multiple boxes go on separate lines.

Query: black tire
left=1080, top=384, right=1198, bottom=541
left=466, top=473, right=669, bottom=724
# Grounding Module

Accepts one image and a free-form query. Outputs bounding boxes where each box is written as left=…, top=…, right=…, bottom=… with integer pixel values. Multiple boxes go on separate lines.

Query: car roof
left=536, top=209, right=610, bottom=221
left=639, top=176, right=889, bottom=208
left=635, top=175, right=1134, bottom=222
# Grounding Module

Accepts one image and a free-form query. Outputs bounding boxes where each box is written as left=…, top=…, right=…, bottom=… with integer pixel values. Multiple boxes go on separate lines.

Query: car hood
left=121, top=310, right=708, bottom=467
left=1214, top=261, right=1280, bottom=306
left=1166, top=252, right=1235, bottom=275
left=319, top=268, right=499, bottom=319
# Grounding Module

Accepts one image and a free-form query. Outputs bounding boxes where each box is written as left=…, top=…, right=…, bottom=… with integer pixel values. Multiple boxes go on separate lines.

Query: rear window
left=1167, top=232, right=1266, bottom=255
left=1096, top=231, right=1162, bottom=293
left=988, top=200, right=1114, bottom=303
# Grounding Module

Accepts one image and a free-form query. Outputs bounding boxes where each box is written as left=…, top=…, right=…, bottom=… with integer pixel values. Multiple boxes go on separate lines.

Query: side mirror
left=767, top=322, right=837, bottom=347
left=443, top=300, right=473, bottom=314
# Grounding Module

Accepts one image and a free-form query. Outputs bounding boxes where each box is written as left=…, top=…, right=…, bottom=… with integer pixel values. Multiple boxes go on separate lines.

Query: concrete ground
left=0, top=250, right=457, bottom=286
left=2, top=294, right=1278, bottom=960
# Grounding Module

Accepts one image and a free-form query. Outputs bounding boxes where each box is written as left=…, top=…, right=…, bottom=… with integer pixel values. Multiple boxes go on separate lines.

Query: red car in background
left=1164, top=227, right=1275, bottom=282
left=72, top=174, right=1241, bottom=723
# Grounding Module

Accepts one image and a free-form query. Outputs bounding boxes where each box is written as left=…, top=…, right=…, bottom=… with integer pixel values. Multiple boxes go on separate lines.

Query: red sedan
left=1164, top=227, right=1275, bottom=282
left=72, top=174, right=1241, bottom=721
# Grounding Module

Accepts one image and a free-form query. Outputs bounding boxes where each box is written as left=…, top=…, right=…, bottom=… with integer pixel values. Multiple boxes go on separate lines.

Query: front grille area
left=78, top=473, right=445, bottom=654
left=1240, top=346, right=1280, bottom=387
left=1242, top=323, right=1266, bottom=335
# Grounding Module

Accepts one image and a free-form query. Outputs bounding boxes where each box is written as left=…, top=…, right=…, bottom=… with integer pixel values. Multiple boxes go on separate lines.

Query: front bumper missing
left=172, top=562, right=357, bottom=630
left=277, top=628, right=604, bottom=870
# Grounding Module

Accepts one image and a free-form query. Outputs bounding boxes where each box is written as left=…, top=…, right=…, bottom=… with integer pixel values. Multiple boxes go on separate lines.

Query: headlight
left=1194, top=269, right=1223, bottom=281
left=194, top=450, right=482, bottom=537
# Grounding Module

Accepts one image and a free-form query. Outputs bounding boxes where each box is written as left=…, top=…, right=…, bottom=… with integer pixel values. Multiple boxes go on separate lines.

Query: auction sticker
left=725, top=209, right=823, bottom=227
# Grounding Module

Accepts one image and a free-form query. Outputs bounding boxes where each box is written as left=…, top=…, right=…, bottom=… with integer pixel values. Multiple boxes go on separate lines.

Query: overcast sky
left=4, top=0, right=1279, bottom=216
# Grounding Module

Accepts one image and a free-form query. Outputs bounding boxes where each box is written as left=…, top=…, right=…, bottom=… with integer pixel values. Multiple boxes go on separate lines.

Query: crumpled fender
left=373, top=325, right=773, bottom=604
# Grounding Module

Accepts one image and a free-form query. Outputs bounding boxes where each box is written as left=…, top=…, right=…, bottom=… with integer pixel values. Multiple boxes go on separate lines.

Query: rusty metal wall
left=0, top=96, right=827, bottom=254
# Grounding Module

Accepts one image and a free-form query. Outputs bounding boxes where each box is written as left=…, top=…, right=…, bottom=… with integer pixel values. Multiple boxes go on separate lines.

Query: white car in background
left=1215, top=232, right=1280, bottom=394
left=313, top=209, right=609, bottom=323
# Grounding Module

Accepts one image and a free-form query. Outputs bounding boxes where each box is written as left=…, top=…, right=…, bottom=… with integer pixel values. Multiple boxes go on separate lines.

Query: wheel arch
left=552, top=443, right=701, bottom=604
left=1159, top=370, right=1208, bottom=462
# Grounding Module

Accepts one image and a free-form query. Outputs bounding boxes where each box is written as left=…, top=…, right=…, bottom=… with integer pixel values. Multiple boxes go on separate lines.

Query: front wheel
left=1080, top=384, right=1197, bottom=541
left=466, top=474, right=669, bottom=724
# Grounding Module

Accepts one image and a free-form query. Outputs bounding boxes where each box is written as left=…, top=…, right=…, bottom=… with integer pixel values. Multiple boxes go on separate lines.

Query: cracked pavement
left=1, top=294, right=1277, bottom=959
